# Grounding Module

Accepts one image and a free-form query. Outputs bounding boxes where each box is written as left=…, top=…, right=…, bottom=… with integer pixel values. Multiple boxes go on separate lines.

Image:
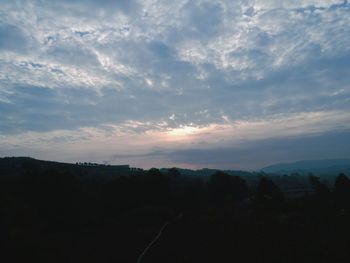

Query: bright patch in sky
left=168, top=126, right=200, bottom=137
left=0, top=0, right=350, bottom=169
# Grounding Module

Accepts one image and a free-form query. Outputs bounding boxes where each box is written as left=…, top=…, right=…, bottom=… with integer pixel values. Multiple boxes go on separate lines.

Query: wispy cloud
left=1, top=0, right=349, bottom=168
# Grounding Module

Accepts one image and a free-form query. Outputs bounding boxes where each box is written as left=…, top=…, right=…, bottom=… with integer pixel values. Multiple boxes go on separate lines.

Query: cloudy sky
left=1, top=0, right=350, bottom=170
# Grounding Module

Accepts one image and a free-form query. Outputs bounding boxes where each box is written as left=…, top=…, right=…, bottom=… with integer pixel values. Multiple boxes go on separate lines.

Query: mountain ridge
left=262, top=159, right=350, bottom=175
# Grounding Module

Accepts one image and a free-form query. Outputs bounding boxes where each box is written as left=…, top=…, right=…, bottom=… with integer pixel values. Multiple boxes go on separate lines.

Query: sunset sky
left=1, top=0, right=350, bottom=170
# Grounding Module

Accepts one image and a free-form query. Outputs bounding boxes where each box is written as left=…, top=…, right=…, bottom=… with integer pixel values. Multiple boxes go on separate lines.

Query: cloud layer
left=1, top=0, right=349, bottom=169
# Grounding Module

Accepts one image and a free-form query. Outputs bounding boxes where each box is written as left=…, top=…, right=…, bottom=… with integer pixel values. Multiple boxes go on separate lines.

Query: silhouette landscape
left=1, top=157, right=350, bottom=262
left=1, top=0, right=350, bottom=262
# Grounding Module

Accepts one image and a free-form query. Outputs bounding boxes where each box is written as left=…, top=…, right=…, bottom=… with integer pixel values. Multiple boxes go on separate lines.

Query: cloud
left=1, top=109, right=350, bottom=169
left=161, top=129, right=350, bottom=170
left=0, top=0, right=349, bottom=168
left=0, top=24, right=30, bottom=52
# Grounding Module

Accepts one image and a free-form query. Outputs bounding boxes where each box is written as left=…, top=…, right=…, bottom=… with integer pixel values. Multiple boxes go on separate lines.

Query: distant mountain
left=160, top=167, right=257, bottom=178
left=261, top=159, right=350, bottom=175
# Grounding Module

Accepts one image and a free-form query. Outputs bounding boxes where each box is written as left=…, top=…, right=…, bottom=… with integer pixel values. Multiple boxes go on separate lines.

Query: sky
left=0, top=0, right=350, bottom=170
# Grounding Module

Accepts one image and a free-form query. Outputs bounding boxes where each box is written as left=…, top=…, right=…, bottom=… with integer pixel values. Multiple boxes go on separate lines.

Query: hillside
left=0, top=157, right=131, bottom=179
left=262, top=159, right=350, bottom=175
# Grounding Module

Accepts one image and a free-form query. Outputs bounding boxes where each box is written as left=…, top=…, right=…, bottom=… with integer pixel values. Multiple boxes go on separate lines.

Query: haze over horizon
left=1, top=0, right=350, bottom=170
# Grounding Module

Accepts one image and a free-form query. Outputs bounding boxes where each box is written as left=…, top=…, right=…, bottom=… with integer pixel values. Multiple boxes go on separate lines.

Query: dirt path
left=136, top=213, right=182, bottom=263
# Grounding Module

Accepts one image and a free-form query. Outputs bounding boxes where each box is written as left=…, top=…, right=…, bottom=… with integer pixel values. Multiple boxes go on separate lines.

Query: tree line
left=1, top=161, right=350, bottom=262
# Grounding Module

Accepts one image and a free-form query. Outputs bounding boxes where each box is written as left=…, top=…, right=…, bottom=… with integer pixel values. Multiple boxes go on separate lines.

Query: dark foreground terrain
left=1, top=157, right=350, bottom=262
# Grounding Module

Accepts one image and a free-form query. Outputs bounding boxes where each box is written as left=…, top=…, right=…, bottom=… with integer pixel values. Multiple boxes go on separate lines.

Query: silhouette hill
left=1, top=157, right=350, bottom=262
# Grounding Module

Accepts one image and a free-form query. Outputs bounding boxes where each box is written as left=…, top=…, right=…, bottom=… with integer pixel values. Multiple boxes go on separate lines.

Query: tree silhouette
left=167, top=167, right=181, bottom=178
left=309, top=175, right=331, bottom=198
left=207, top=171, right=248, bottom=205
left=334, top=173, right=350, bottom=209
left=145, top=168, right=170, bottom=205
left=256, top=177, right=284, bottom=210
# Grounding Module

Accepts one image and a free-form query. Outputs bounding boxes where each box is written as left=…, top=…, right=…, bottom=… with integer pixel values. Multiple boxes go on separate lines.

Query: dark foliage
left=207, top=171, right=249, bottom=205
left=334, top=173, right=350, bottom=209
left=1, top=157, right=350, bottom=262
left=255, top=177, right=285, bottom=211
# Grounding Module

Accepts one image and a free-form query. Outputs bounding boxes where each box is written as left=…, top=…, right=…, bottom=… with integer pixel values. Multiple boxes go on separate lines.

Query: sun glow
left=167, top=125, right=201, bottom=137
